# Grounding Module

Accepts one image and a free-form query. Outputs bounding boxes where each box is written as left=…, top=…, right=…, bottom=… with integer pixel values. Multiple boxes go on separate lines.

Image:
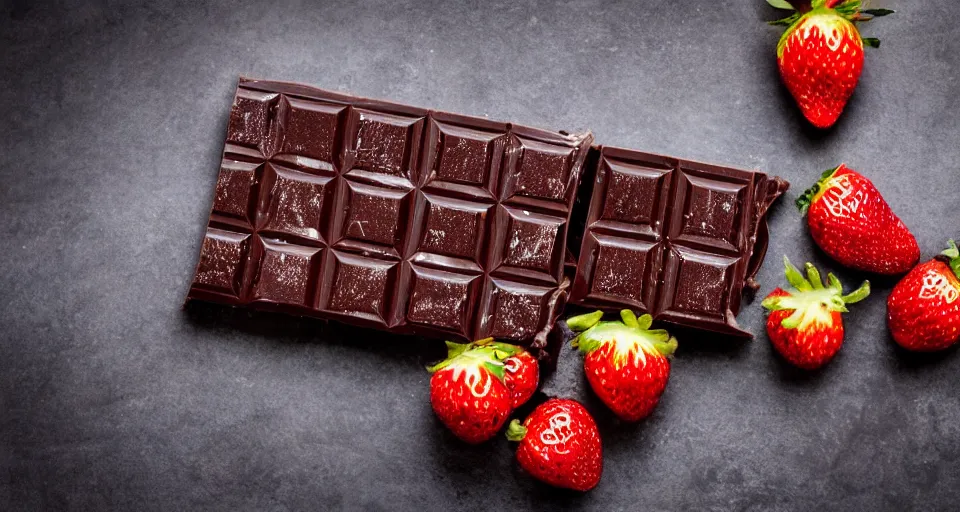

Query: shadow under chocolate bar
left=568, top=147, right=789, bottom=337
left=187, top=78, right=593, bottom=356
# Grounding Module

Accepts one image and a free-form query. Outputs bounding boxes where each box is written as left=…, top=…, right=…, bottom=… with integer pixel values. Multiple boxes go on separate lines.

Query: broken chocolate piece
left=568, top=146, right=788, bottom=337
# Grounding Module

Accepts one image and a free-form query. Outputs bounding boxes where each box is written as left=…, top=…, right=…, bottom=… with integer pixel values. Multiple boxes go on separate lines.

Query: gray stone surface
left=2, top=0, right=959, bottom=510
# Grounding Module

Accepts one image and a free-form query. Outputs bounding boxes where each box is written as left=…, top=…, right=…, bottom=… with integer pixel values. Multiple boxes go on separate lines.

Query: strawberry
left=887, top=241, right=960, bottom=352
left=797, top=164, right=919, bottom=275
left=768, top=0, right=894, bottom=128
left=506, top=398, right=602, bottom=492
left=762, top=256, right=870, bottom=369
left=427, top=340, right=513, bottom=444
left=502, top=348, right=539, bottom=408
left=566, top=310, right=677, bottom=422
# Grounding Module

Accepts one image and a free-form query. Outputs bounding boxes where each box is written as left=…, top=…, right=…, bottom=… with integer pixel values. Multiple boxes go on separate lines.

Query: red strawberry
left=506, top=398, right=602, bottom=492
left=566, top=310, right=677, bottom=422
left=762, top=257, right=870, bottom=369
left=502, top=349, right=539, bottom=408
left=427, top=341, right=513, bottom=444
left=471, top=337, right=539, bottom=408
left=768, top=0, right=893, bottom=128
left=887, top=241, right=960, bottom=351
left=797, top=164, right=919, bottom=275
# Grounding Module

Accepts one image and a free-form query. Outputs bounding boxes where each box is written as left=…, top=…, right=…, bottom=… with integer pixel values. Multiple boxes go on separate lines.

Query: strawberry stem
left=505, top=419, right=527, bottom=442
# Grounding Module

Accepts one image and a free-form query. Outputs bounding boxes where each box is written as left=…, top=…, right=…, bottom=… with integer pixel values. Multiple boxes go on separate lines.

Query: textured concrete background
left=2, top=0, right=959, bottom=510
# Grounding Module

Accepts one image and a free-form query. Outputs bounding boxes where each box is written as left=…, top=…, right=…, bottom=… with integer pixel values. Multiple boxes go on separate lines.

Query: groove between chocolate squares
left=187, top=77, right=788, bottom=350
left=188, top=77, right=594, bottom=350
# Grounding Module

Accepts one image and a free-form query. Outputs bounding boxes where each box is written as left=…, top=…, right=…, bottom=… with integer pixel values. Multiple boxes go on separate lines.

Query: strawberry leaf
left=840, top=281, right=871, bottom=304
left=805, top=263, right=824, bottom=290
left=566, top=310, right=603, bottom=332
left=796, top=165, right=841, bottom=214
left=862, top=37, right=881, bottom=48
left=654, top=337, right=679, bottom=358
left=483, top=360, right=506, bottom=382
left=941, top=240, right=960, bottom=279
left=942, top=240, right=959, bottom=260
left=574, top=332, right=602, bottom=353
left=768, top=264, right=868, bottom=329
left=646, top=329, right=672, bottom=344
left=766, top=0, right=796, bottom=10
left=427, top=341, right=471, bottom=372
left=488, top=341, right=522, bottom=358
left=446, top=340, right=471, bottom=358
left=620, top=309, right=639, bottom=328
left=827, top=273, right=843, bottom=293
left=762, top=294, right=787, bottom=311
left=784, top=256, right=813, bottom=292
left=834, top=0, right=861, bottom=16
left=862, top=8, right=894, bottom=16
left=768, top=13, right=801, bottom=27
left=781, top=308, right=805, bottom=329
left=636, top=314, right=653, bottom=331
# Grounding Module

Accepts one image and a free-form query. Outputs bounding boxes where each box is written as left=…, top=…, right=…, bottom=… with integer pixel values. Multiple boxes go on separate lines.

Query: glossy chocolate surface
left=569, top=146, right=789, bottom=337
left=188, top=78, right=593, bottom=349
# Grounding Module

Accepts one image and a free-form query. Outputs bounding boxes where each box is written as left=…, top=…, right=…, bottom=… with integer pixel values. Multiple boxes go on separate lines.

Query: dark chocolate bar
left=568, top=146, right=788, bottom=337
left=188, top=78, right=593, bottom=351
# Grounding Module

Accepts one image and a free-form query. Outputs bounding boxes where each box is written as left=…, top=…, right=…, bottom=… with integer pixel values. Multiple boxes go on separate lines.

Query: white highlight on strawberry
left=503, top=357, right=519, bottom=373
left=920, top=270, right=960, bottom=304
left=821, top=174, right=864, bottom=218
left=800, top=14, right=851, bottom=53
left=539, top=412, right=575, bottom=454
left=452, top=365, right=492, bottom=399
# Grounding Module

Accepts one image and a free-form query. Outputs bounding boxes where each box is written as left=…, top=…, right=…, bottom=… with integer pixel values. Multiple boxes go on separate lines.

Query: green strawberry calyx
left=426, top=338, right=519, bottom=383
left=768, top=0, right=894, bottom=57
left=941, top=240, right=960, bottom=280
left=567, top=310, right=678, bottom=368
left=762, top=256, right=870, bottom=329
left=796, top=164, right=842, bottom=214
left=505, top=419, right=527, bottom=442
